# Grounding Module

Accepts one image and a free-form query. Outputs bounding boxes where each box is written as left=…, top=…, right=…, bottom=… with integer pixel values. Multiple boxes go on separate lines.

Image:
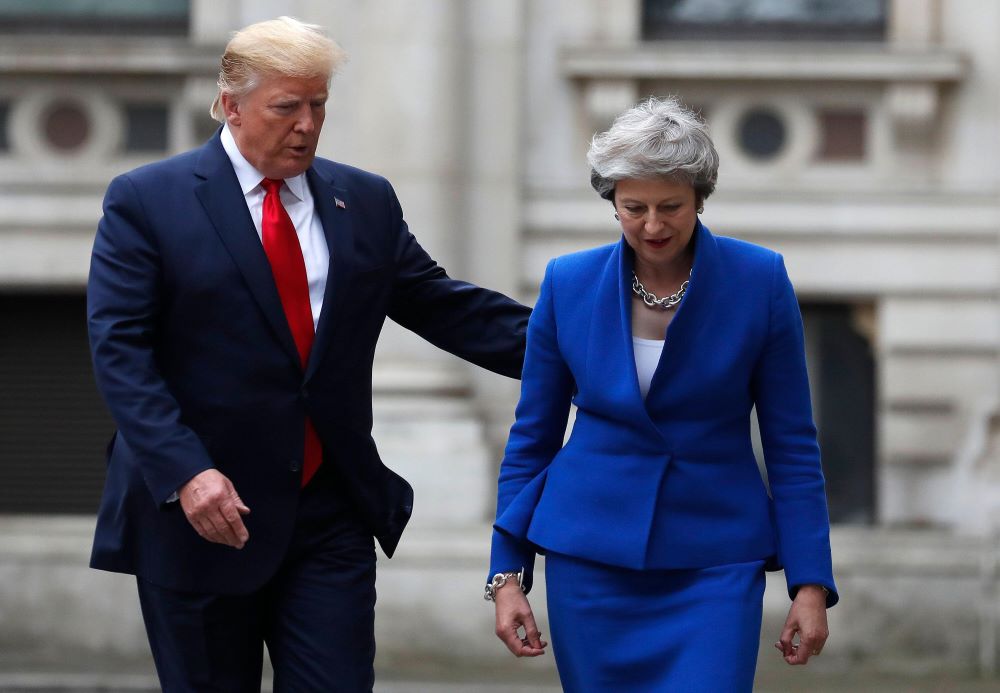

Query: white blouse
left=632, top=336, right=665, bottom=399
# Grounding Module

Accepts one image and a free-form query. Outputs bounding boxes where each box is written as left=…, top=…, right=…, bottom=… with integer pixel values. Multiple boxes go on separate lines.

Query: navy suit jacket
left=490, top=222, right=838, bottom=605
left=88, top=133, right=529, bottom=594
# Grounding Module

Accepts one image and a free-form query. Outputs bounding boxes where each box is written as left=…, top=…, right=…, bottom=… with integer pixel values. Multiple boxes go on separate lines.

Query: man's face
left=222, top=73, right=329, bottom=179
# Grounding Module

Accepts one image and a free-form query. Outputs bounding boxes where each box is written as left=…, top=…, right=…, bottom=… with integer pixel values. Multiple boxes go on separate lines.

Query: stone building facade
left=1, top=0, right=998, bottom=682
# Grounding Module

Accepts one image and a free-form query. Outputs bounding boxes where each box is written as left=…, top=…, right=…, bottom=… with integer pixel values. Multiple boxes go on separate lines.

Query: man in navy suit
left=87, top=16, right=528, bottom=691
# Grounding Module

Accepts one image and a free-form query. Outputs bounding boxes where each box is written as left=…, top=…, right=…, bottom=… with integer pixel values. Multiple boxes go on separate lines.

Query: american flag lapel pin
left=334, top=197, right=346, bottom=209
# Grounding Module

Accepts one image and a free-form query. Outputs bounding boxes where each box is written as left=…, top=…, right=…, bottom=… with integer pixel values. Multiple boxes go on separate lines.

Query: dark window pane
left=643, top=0, right=886, bottom=41
left=124, top=103, right=169, bottom=152
left=0, top=0, right=189, bottom=35
left=0, top=102, right=9, bottom=152
left=738, top=108, right=786, bottom=160
left=0, top=294, right=114, bottom=514
left=818, top=109, right=866, bottom=161
left=802, top=303, right=876, bottom=524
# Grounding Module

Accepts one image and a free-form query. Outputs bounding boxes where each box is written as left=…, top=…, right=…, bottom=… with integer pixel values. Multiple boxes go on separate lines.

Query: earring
left=697, top=206, right=704, bottom=214
left=614, top=213, right=620, bottom=221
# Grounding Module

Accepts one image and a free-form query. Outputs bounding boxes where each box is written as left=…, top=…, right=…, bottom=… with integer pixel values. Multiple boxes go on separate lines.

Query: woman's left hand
left=494, top=581, right=548, bottom=657
left=774, top=585, right=829, bottom=665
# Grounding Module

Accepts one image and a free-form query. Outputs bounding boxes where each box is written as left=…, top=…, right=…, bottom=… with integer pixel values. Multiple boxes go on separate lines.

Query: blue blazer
left=490, top=222, right=837, bottom=605
left=88, top=133, right=529, bottom=594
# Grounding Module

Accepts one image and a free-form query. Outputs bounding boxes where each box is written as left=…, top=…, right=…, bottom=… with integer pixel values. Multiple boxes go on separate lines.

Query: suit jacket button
left=289, top=459, right=301, bottom=472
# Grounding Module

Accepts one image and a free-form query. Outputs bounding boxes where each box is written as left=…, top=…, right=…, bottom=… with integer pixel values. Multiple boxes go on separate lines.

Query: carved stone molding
left=0, top=36, right=220, bottom=76
left=561, top=42, right=966, bottom=135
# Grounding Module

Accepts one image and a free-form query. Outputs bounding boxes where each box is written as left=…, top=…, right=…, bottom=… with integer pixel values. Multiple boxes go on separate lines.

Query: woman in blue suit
left=485, top=97, right=837, bottom=691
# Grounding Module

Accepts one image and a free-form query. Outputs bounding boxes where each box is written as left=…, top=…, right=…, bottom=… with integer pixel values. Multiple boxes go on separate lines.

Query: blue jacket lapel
left=584, top=240, right=655, bottom=427
left=193, top=135, right=302, bottom=370
left=304, top=167, right=355, bottom=382
left=646, top=220, right=720, bottom=398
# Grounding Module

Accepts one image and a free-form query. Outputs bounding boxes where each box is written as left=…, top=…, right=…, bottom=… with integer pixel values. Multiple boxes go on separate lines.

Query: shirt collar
left=220, top=125, right=308, bottom=202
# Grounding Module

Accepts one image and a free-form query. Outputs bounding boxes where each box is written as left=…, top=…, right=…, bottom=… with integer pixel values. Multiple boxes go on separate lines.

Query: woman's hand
left=774, top=585, right=829, bottom=665
left=494, top=582, right=548, bottom=657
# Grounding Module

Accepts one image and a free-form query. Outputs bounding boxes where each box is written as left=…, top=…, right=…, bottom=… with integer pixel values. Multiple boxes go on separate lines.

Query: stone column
left=460, top=0, right=527, bottom=500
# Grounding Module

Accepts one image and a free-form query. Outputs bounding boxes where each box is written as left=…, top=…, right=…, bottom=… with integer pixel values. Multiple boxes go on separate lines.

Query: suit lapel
left=646, top=220, right=720, bottom=399
left=193, top=136, right=302, bottom=369
left=585, top=240, right=654, bottom=427
left=602, top=222, right=720, bottom=419
left=304, top=167, right=356, bottom=381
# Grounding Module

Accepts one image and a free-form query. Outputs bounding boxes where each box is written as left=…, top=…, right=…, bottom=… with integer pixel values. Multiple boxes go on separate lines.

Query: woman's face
left=614, top=178, right=698, bottom=272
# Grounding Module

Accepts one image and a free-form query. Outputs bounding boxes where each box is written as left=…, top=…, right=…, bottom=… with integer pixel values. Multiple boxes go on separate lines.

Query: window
left=42, top=100, right=91, bottom=152
left=0, top=0, right=189, bottom=35
left=0, top=101, right=9, bottom=152
left=0, top=294, right=114, bottom=514
left=737, top=108, right=786, bottom=160
left=124, top=103, right=169, bottom=153
left=802, top=302, right=876, bottom=524
left=643, top=0, right=887, bottom=41
left=817, top=109, right=867, bottom=161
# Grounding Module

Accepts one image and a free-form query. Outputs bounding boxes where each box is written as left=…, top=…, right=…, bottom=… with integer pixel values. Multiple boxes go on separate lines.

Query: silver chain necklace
left=631, top=270, right=691, bottom=310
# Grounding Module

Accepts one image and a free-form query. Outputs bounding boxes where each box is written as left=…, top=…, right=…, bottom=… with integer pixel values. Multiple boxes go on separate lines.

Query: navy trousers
left=137, top=466, right=377, bottom=692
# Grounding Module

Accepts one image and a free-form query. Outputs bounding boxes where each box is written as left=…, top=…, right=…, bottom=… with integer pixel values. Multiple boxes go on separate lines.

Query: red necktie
left=261, top=178, right=322, bottom=486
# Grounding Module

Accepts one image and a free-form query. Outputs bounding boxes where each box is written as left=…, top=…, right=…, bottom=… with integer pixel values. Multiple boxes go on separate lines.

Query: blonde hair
left=209, top=16, right=348, bottom=122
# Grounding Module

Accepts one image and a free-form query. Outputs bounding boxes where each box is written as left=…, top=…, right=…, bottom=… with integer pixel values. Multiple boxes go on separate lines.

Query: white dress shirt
left=221, top=125, right=330, bottom=330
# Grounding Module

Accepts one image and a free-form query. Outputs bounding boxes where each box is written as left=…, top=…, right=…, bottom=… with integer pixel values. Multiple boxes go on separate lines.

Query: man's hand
left=494, top=582, right=548, bottom=657
left=775, top=584, right=829, bottom=665
left=179, top=469, right=251, bottom=549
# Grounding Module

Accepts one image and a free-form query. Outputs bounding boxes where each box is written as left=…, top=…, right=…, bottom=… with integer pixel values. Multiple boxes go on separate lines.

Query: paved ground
left=1, top=649, right=997, bottom=693
left=0, top=672, right=998, bottom=692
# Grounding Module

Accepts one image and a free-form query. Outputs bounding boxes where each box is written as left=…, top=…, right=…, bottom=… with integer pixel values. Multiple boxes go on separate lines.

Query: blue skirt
left=544, top=553, right=766, bottom=693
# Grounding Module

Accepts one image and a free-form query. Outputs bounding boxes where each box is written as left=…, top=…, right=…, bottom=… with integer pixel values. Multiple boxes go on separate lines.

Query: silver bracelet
left=484, top=568, right=525, bottom=602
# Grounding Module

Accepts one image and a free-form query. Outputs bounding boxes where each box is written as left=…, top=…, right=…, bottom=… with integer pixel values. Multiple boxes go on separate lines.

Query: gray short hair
left=587, top=96, right=719, bottom=203
left=209, top=16, right=348, bottom=122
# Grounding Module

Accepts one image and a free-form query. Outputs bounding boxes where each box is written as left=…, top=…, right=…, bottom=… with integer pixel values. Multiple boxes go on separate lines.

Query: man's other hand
left=179, top=469, right=251, bottom=549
